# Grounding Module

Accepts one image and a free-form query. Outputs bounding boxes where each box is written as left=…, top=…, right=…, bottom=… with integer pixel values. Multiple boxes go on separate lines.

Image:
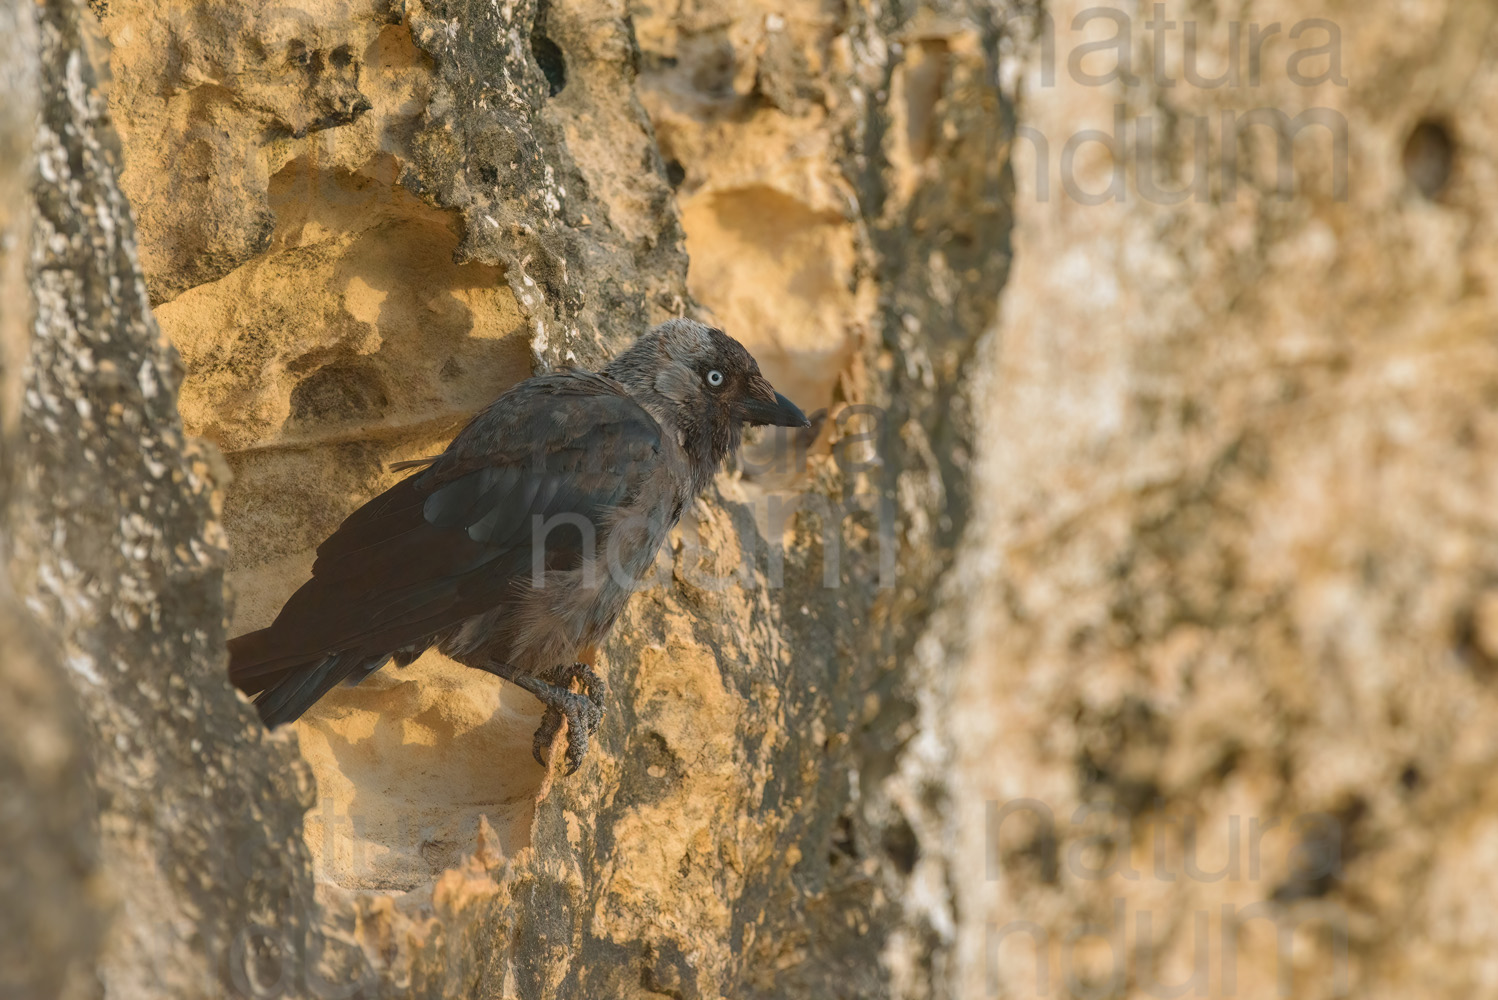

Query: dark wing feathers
left=228, top=374, right=664, bottom=702
left=253, top=651, right=390, bottom=728
left=421, top=465, right=520, bottom=529
left=467, top=471, right=544, bottom=545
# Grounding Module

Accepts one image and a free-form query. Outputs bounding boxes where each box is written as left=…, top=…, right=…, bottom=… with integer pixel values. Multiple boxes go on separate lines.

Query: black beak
left=740, top=390, right=811, bottom=428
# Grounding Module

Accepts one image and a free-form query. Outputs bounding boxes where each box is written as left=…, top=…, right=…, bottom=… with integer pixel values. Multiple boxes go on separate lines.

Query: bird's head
left=603, top=318, right=810, bottom=488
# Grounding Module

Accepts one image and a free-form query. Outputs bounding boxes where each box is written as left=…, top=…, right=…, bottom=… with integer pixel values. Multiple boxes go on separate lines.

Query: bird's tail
left=228, top=629, right=386, bottom=728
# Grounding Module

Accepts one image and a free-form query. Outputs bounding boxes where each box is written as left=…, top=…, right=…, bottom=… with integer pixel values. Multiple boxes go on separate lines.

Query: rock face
left=7, top=0, right=1498, bottom=996
left=0, top=7, right=103, bottom=996
left=947, top=4, right=1498, bottom=999
left=11, top=2, right=327, bottom=997
left=15, top=0, right=998, bottom=995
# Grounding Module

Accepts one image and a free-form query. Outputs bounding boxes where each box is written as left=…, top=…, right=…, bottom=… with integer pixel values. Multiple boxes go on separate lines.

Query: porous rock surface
left=948, top=3, right=1498, bottom=999
left=14, top=0, right=998, bottom=995
left=0, top=10, right=103, bottom=997
left=6, top=0, right=1498, bottom=997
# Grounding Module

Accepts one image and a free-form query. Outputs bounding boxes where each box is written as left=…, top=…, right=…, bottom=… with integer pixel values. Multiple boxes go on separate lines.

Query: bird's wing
left=232, top=373, right=664, bottom=677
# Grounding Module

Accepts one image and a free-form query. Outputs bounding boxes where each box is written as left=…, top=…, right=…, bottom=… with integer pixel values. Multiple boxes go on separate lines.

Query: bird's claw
left=524, top=664, right=606, bottom=773
left=531, top=706, right=565, bottom=767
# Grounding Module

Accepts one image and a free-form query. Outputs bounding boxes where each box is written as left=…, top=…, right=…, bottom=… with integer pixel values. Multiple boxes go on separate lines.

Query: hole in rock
left=289, top=361, right=388, bottom=425
left=532, top=35, right=567, bottom=96
left=295, top=654, right=546, bottom=891
left=1403, top=118, right=1455, bottom=200
left=530, top=0, right=566, bottom=97
left=689, top=37, right=738, bottom=96
left=259, top=152, right=533, bottom=439
left=682, top=186, right=854, bottom=403
left=881, top=811, right=920, bottom=875
left=829, top=812, right=858, bottom=863
left=681, top=185, right=856, bottom=495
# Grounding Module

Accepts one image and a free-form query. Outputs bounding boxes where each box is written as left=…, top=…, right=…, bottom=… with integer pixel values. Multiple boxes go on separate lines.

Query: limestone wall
left=5, top=0, right=1497, bottom=997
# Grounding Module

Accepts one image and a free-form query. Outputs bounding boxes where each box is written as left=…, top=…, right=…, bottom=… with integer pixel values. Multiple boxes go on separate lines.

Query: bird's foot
left=518, top=666, right=605, bottom=775
left=544, top=661, right=605, bottom=721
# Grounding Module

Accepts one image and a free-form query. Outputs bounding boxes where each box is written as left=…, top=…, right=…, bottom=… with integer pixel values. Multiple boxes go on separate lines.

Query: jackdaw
left=228, top=319, right=809, bottom=773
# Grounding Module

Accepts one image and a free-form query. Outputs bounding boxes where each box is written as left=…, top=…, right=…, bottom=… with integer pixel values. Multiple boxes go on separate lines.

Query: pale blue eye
left=707, top=369, right=724, bottom=387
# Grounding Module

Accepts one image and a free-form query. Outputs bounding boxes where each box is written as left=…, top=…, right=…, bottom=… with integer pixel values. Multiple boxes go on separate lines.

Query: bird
left=227, top=319, right=809, bottom=773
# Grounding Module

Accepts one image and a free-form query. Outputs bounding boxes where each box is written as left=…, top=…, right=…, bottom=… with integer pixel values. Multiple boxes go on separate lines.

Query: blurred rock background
left=3, top=0, right=1496, bottom=997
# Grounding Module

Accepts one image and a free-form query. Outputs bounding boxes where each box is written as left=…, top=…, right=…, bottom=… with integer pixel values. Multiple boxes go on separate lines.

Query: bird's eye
left=706, top=369, right=724, bottom=387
